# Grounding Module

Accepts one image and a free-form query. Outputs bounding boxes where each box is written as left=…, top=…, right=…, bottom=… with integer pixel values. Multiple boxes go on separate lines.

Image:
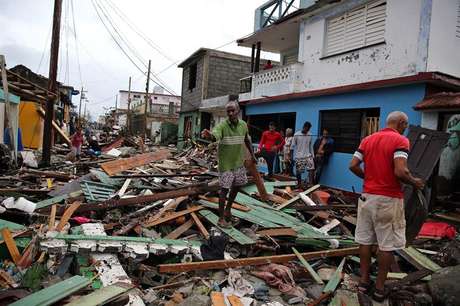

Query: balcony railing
left=250, top=62, right=303, bottom=99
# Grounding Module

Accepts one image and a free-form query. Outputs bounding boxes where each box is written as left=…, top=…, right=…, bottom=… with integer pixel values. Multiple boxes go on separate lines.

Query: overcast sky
left=0, top=0, right=275, bottom=118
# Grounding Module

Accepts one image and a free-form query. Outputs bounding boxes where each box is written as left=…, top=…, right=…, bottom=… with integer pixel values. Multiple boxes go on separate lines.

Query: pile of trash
left=0, top=138, right=459, bottom=306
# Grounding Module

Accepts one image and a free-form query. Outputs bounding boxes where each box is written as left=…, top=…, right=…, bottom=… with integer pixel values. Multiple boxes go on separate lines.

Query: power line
left=70, top=0, right=83, bottom=87
left=104, top=0, right=176, bottom=64
left=96, top=0, right=177, bottom=95
left=36, top=22, right=52, bottom=73
left=91, top=0, right=177, bottom=96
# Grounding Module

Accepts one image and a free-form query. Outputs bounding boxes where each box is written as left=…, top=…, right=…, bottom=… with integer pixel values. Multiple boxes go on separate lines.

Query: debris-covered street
left=0, top=133, right=459, bottom=305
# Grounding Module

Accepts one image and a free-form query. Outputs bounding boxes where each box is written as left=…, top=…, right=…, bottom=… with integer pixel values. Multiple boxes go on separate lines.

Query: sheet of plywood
left=101, top=149, right=171, bottom=175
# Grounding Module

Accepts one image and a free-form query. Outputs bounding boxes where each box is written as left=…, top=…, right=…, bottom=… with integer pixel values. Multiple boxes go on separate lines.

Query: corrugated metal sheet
left=414, top=92, right=460, bottom=110
left=81, top=181, right=116, bottom=201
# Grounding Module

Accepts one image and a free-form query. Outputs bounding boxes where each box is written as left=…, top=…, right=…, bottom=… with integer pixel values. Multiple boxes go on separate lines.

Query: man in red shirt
left=349, top=111, right=424, bottom=302
left=257, top=121, right=285, bottom=177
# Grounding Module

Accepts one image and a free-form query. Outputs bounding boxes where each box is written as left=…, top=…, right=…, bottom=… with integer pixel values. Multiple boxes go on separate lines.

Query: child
left=71, top=126, right=84, bottom=160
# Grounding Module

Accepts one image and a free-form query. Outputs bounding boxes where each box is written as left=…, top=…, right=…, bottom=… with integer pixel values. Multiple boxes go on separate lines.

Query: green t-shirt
left=212, top=119, right=248, bottom=172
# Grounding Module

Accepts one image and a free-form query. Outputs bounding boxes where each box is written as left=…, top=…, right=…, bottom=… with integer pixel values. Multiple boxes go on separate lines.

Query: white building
left=237, top=0, right=460, bottom=192
left=118, top=90, right=181, bottom=114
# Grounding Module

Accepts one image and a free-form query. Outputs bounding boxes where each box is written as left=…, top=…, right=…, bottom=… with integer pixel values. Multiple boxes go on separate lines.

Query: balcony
left=240, top=63, right=303, bottom=100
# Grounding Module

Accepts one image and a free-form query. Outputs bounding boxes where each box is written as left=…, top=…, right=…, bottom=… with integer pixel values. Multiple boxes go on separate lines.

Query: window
left=324, top=0, right=386, bottom=57
left=320, top=108, right=380, bottom=153
left=188, top=63, right=197, bottom=90
left=457, top=0, right=460, bottom=38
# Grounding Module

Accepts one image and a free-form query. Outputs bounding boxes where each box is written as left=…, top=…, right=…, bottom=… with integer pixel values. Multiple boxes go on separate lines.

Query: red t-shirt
left=259, top=131, right=285, bottom=152
left=71, top=132, right=84, bottom=148
left=354, top=128, right=410, bottom=198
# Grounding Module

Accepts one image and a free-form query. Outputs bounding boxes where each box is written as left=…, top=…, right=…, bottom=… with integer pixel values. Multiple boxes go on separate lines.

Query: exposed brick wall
left=206, top=56, right=252, bottom=99
left=180, top=57, right=204, bottom=112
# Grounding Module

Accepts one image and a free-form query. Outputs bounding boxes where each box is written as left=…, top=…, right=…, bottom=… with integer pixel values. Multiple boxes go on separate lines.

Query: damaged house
left=237, top=0, right=460, bottom=193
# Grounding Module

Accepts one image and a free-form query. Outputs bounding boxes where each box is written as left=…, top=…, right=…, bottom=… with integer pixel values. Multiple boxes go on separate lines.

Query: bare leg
left=359, top=244, right=373, bottom=285
left=218, top=188, right=228, bottom=224
left=225, top=186, right=239, bottom=222
left=375, top=250, right=393, bottom=291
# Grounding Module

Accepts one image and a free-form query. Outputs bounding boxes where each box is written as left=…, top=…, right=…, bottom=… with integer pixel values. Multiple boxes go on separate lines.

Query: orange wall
left=19, top=101, right=43, bottom=149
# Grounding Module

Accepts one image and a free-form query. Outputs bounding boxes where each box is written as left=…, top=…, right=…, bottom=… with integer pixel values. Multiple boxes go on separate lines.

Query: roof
left=0, top=88, right=20, bottom=104
left=414, top=92, right=460, bottom=110
left=177, top=48, right=253, bottom=68
left=240, top=72, right=460, bottom=105
left=237, top=0, right=338, bottom=52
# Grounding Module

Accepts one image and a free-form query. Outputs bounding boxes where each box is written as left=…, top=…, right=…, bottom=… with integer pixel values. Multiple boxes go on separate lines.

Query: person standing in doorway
left=257, top=121, right=285, bottom=177
left=291, top=122, right=315, bottom=188
left=313, top=128, right=334, bottom=183
left=201, top=101, right=257, bottom=228
left=349, top=111, right=424, bottom=302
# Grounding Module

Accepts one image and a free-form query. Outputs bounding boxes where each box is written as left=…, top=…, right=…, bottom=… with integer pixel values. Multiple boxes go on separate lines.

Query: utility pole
left=143, top=59, right=151, bottom=140
left=78, top=86, right=86, bottom=122
left=83, top=101, right=87, bottom=121
left=41, top=0, right=62, bottom=167
left=127, top=76, right=132, bottom=135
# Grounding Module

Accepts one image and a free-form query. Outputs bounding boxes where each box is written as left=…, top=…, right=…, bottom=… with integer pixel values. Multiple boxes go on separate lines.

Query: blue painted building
left=236, top=0, right=460, bottom=191
left=245, top=82, right=428, bottom=191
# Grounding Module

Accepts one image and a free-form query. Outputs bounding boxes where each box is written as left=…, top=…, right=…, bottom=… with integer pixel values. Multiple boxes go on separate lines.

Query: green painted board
left=0, top=219, right=26, bottom=233
left=198, top=200, right=280, bottom=228
left=198, top=210, right=255, bottom=245
left=399, top=246, right=442, bottom=272
left=11, top=275, right=91, bottom=306
left=35, top=191, right=83, bottom=209
left=292, top=247, right=324, bottom=285
left=323, top=257, right=346, bottom=293
left=53, top=234, right=202, bottom=247
left=65, top=283, right=131, bottom=306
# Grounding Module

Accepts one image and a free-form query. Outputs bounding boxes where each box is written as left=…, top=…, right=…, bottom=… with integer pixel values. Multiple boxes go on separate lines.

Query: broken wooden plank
left=1, top=228, right=21, bottom=264
left=10, top=275, right=91, bottom=306
left=397, top=246, right=442, bottom=272
left=244, top=159, right=268, bottom=200
left=198, top=210, right=255, bottom=245
left=75, top=183, right=219, bottom=213
left=210, top=291, right=226, bottom=306
left=276, top=184, right=320, bottom=210
left=190, top=212, right=210, bottom=239
left=65, top=282, right=133, bottom=306
left=227, top=295, right=244, bottom=306
left=257, top=227, right=297, bottom=237
left=101, top=149, right=171, bottom=175
left=116, top=179, right=131, bottom=197
left=159, top=247, right=359, bottom=273
left=143, top=206, right=204, bottom=228
left=292, top=247, right=324, bottom=285
left=56, top=202, right=81, bottom=232
left=164, top=219, right=194, bottom=240
left=48, top=205, right=56, bottom=230
left=37, top=107, right=71, bottom=145
left=20, top=169, right=72, bottom=181
left=323, top=257, right=346, bottom=293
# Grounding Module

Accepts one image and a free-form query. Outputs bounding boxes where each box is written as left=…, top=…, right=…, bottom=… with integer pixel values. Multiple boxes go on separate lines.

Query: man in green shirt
left=202, top=101, right=256, bottom=228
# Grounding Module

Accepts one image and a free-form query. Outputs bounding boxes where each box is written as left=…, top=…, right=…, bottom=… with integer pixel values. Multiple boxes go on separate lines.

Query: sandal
left=373, top=288, right=388, bottom=303
left=357, top=280, right=373, bottom=295
left=217, top=219, right=232, bottom=229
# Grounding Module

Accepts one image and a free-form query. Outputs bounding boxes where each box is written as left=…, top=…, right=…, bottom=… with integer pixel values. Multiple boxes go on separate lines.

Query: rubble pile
left=0, top=139, right=459, bottom=306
